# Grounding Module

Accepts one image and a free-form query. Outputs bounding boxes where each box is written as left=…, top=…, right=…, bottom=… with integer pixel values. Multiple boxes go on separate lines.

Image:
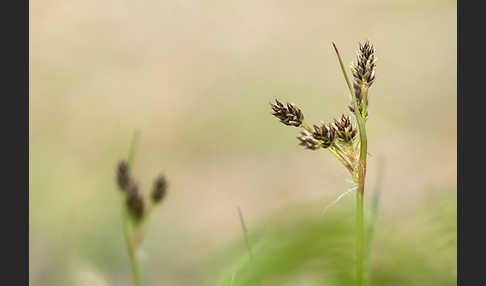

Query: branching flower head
left=114, top=134, right=170, bottom=286
left=269, top=40, right=376, bottom=177
left=115, top=159, right=169, bottom=223
left=268, top=40, right=376, bottom=286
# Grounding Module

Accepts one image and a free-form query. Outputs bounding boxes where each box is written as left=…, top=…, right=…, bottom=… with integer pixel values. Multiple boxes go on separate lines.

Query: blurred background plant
left=115, top=132, right=168, bottom=286
left=29, top=0, right=456, bottom=285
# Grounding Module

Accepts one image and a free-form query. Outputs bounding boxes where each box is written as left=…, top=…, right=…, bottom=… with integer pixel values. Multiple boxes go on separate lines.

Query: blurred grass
left=30, top=0, right=455, bottom=285
left=211, top=193, right=456, bottom=286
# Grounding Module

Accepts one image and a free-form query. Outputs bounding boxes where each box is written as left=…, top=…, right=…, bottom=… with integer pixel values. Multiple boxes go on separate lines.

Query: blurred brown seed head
left=151, top=175, right=168, bottom=204
left=126, top=191, right=145, bottom=221
left=117, top=160, right=130, bottom=191
left=312, top=123, right=336, bottom=148
left=334, top=114, right=357, bottom=144
left=126, top=180, right=140, bottom=194
left=271, top=99, right=304, bottom=127
left=297, top=131, right=321, bottom=150
left=351, top=40, right=376, bottom=88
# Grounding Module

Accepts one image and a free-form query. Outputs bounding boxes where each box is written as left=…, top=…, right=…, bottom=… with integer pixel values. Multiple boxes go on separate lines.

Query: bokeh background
left=30, top=0, right=456, bottom=285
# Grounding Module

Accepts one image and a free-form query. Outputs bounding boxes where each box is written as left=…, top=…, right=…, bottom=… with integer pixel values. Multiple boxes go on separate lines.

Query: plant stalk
left=332, top=42, right=368, bottom=286
left=123, top=211, right=143, bottom=286
left=356, top=191, right=364, bottom=286
left=124, top=131, right=143, bottom=286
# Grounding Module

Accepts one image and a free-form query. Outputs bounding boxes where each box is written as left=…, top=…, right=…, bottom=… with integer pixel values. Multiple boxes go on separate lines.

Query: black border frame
left=2, top=0, right=29, bottom=283
left=458, top=1, right=486, bottom=285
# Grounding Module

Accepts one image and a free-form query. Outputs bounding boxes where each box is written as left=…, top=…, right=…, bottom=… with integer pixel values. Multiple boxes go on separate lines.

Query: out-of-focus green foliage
left=213, top=194, right=456, bottom=286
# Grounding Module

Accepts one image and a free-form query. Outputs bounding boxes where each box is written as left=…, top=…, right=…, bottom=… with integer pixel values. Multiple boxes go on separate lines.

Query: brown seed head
left=151, top=175, right=168, bottom=203
left=297, top=131, right=321, bottom=150
left=351, top=40, right=376, bottom=88
left=312, top=123, right=336, bottom=148
left=126, top=190, right=145, bottom=221
left=126, top=180, right=140, bottom=195
left=333, top=114, right=357, bottom=144
left=117, top=160, right=130, bottom=191
left=271, top=99, right=304, bottom=127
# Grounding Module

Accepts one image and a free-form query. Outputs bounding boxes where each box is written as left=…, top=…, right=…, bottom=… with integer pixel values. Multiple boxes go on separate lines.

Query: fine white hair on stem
left=321, top=181, right=357, bottom=216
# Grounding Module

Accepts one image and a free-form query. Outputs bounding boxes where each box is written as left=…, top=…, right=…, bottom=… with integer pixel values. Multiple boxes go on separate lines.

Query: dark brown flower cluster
left=312, top=123, right=336, bottom=148
left=271, top=96, right=358, bottom=150
left=334, top=114, right=357, bottom=144
left=349, top=41, right=376, bottom=118
left=297, top=131, right=321, bottom=150
left=351, top=41, right=376, bottom=88
left=270, top=99, right=304, bottom=127
left=151, top=175, right=167, bottom=203
left=116, top=160, right=168, bottom=222
left=269, top=40, right=375, bottom=177
left=298, top=116, right=356, bottom=150
left=126, top=182, right=144, bottom=220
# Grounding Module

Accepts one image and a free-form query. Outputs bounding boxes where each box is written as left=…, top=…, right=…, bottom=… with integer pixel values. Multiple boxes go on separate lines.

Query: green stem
left=124, top=131, right=143, bottom=286
left=123, top=211, right=143, bottom=286
left=332, top=42, right=354, bottom=97
left=366, top=158, right=384, bottom=255
left=356, top=191, right=364, bottom=286
left=365, top=158, right=384, bottom=284
left=333, top=42, right=368, bottom=286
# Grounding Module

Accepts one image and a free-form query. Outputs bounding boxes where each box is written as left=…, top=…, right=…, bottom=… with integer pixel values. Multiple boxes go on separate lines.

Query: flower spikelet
left=333, top=114, right=357, bottom=144
left=297, top=131, right=321, bottom=150
left=312, top=123, right=336, bottom=148
left=271, top=99, right=304, bottom=127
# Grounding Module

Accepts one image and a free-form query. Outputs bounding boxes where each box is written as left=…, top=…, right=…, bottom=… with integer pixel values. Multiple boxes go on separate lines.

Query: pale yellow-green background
left=30, top=0, right=456, bottom=285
